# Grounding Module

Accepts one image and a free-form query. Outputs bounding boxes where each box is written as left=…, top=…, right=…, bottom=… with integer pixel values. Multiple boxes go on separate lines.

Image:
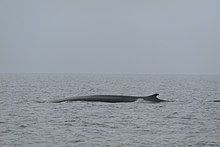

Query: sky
left=0, top=0, right=220, bottom=74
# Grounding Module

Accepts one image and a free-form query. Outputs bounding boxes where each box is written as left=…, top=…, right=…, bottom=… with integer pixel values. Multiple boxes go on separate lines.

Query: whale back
left=52, top=95, right=137, bottom=103
left=51, top=93, right=168, bottom=103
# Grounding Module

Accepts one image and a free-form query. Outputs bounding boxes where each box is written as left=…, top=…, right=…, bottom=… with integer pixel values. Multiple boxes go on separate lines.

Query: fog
left=0, top=0, right=219, bottom=74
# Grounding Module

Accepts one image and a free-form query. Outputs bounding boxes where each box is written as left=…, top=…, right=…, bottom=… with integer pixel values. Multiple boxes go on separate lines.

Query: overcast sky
left=0, top=0, right=219, bottom=74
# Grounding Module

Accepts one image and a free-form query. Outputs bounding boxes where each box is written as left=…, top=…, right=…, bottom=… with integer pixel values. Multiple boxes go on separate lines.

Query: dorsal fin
left=143, top=93, right=165, bottom=102
left=152, top=93, right=159, bottom=97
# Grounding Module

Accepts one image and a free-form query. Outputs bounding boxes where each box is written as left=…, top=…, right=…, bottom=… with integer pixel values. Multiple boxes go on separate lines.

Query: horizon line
left=0, top=72, right=219, bottom=76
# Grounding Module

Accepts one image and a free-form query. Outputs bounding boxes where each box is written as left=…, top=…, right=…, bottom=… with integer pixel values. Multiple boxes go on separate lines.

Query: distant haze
left=0, top=0, right=220, bottom=74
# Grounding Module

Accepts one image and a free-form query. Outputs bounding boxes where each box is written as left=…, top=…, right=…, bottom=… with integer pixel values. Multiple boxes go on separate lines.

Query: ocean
left=0, top=74, right=219, bottom=147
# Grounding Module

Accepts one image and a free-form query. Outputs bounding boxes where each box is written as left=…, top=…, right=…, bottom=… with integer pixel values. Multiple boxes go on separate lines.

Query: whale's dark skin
left=212, top=100, right=220, bottom=102
left=51, top=93, right=168, bottom=103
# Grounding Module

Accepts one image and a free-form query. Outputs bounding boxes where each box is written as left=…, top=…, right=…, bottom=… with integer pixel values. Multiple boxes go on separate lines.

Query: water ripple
left=0, top=74, right=220, bottom=146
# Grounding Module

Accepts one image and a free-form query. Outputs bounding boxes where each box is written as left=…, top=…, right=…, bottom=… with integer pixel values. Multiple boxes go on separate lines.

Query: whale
left=51, top=93, right=169, bottom=103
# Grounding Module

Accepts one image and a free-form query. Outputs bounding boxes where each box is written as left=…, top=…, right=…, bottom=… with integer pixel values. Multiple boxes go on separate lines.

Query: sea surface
left=0, top=74, right=220, bottom=147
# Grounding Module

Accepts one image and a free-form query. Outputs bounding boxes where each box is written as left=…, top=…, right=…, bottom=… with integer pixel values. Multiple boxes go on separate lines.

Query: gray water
left=0, top=74, right=220, bottom=147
